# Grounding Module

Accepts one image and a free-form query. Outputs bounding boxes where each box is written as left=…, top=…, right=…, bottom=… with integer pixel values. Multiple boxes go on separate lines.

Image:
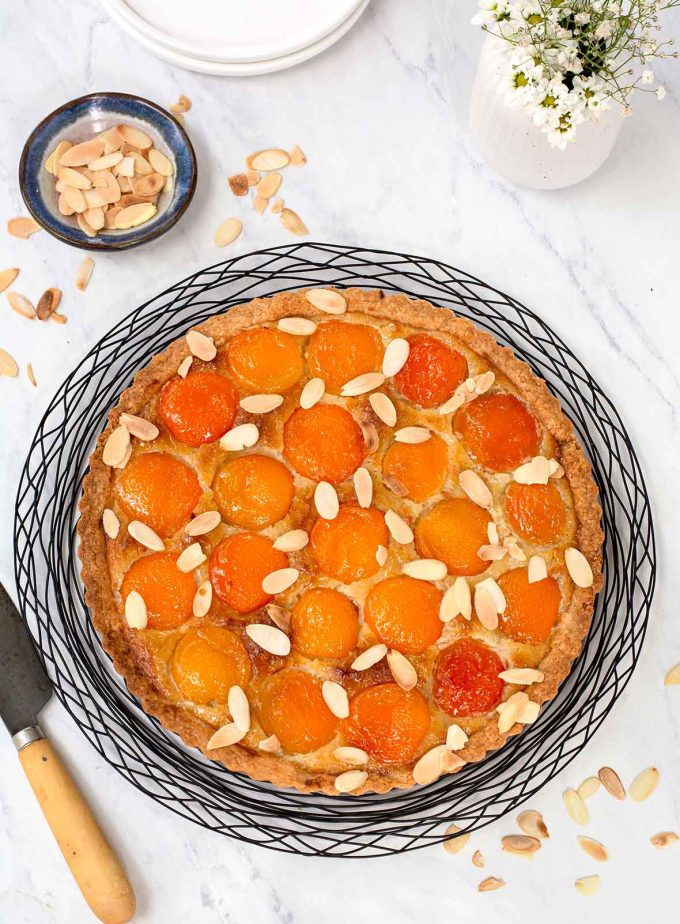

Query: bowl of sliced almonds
left=19, top=92, right=196, bottom=251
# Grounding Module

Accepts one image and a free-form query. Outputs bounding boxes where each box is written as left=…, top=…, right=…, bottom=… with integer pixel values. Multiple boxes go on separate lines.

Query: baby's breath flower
left=656, top=84, right=667, bottom=98
left=641, top=68, right=655, bottom=83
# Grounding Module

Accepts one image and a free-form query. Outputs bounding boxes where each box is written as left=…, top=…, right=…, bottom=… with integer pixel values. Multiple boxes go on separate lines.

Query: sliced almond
left=170, top=95, right=192, bottom=114
left=289, top=144, right=307, bottom=166
left=548, top=458, right=564, bottom=478
left=351, top=644, right=387, bottom=671
left=7, top=217, right=41, bottom=238
left=440, top=577, right=472, bottom=622
left=477, top=577, right=506, bottom=612
left=443, top=824, right=470, bottom=855
left=116, top=124, right=152, bottom=150
left=497, top=691, right=529, bottom=733
left=102, top=425, right=131, bottom=467
left=253, top=195, right=268, bottom=215
left=273, top=529, right=309, bottom=553
left=63, top=186, right=87, bottom=213
left=0, top=349, right=18, bottom=377
left=334, top=770, right=367, bottom=793
left=45, top=140, right=72, bottom=174
left=185, top=329, right=217, bottom=361
left=664, top=662, right=680, bottom=685
left=563, top=788, right=589, bottom=825
left=314, top=481, right=339, bottom=520
left=177, top=356, right=193, bottom=378
left=104, top=207, right=122, bottom=229
left=413, top=745, right=447, bottom=785
left=384, top=509, right=413, bottom=545
left=458, top=470, right=492, bottom=508
left=334, top=746, right=368, bottom=766
left=246, top=623, right=291, bottom=656
left=651, top=831, right=679, bottom=849
left=376, top=544, right=388, bottom=566
left=0, top=268, right=19, bottom=293
left=214, top=217, right=243, bottom=247
left=256, top=172, right=282, bottom=199
left=387, top=649, right=418, bottom=690
left=258, top=734, right=280, bottom=752
left=513, top=455, right=551, bottom=485
left=51, top=311, right=68, bottom=325
left=280, top=208, right=308, bottom=236
left=239, top=393, right=284, bottom=414
left=369, top=392, right=397, bottom=427
left=322, top=680, right=349, bottom=719
left=77, top=213, right=97, bottom=238
left=577, top=776, right=601, bottom=800
left=58, top=166, right=91, bottom=190
left=220, top=423, right=259, bottom=451
left=176, top=542, right=206, bottom=573
left=88, top=151, right=124, bottom=171
left=394, top=426, right=430, bottom=444
left=565, top=547, right=594, bottom=588
left=577, top=836, right=608, bottom=862
left=132, top=173, right=164, bottom=198
left=341, top=372, right=385, bottom=397
left=102, top=508, right=120, bottom=539
left=119, top=412, right=159, bottom=440
left=630, top=766, right=659, bottom=802
left=228, top=173, right=249, bottom=196
left=474, top=584, right=499, bottom=631
left=504, top=536, right=526, bottom=562
left=527, top=555, right=548, bottom=584
left=193, top=580, right=213, bottom=618
left=84, top=188, right=112, bottom=209
left=487, top=522, right=499, bottom=545
left=248, top=149, right=290, bottom=172
left=502, top=834, right=541, bottom=855
left=361, top=422, right=379, bottom=454
left=498, top=668, right=544, bottom=685
left=353, top=467, right=373, bottom=508
left=7, top=292, right=36, bottom=319
left=478, top=877, right=505, bottom=893
left=403, top=559, right=446, bottom=581
left=305, top=288, right=346, bottom=315
left=382, top=338, right=410, bottom=377
left=128, top=520, right=165, bottom=552
left=206, top=723, right=245, bottom=750
left=598, top=766, right=626, bottom=800
left=574, top=875, right=600, bottom=896
left=228, top=685, right=250, bottom=732
left=35, top=288, right=61, bottom=321
left=60, top=140, right=104, bottom=167
left=261, top=568, right=298, bottom=596
left=277, top=316, right=317, bottom=336
left=147, top=148, right=173, bottom=177
left=300, top=377, right=325, bottom=409
left=446, top=724, right=468, bottom=751
left=246, top=169, right=260, bottom=186
left=124, top=590, right=147, bottom=629
left=518, top=699, right=540, bottom=724
left=517, top=810, right=549, bottom=839
left=266, top=604, right=290, bottom=632
left=477, top=545, right=508, bottom=562
left=116, top=156, right=135, bottom=178
left=472, top=850, right=484, bottom=868
left=271, top=198, right=284, bottom=214
left=114, top=202, right=156, bottom=229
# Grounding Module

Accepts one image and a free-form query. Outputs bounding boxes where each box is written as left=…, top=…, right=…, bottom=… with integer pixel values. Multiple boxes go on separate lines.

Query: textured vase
left=469, top=35, right=623, bottom=190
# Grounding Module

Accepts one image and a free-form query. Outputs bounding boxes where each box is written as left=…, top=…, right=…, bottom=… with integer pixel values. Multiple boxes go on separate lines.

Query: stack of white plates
left=102, top=0, right=370, bottom=76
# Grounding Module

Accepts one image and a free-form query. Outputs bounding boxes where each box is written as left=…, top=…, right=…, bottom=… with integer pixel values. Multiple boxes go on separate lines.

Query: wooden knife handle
left=18, top=736, right=136, bottom=923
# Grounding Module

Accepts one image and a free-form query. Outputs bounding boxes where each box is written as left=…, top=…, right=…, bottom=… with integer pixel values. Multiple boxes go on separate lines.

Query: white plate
left=103, top=0, right=370, bottom=76
left=105, top=0, right=364, bottom=63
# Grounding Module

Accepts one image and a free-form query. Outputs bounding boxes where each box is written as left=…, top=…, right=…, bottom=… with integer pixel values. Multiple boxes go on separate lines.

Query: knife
left=0, top=582, right=136, bottom=923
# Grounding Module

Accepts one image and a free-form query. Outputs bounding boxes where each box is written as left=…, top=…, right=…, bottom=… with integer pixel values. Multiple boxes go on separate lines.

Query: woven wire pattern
left=14, top=243, right=655, bottom=857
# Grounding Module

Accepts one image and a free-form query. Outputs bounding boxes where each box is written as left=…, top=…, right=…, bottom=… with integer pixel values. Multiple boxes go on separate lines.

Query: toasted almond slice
left=446, top=724, right=468, bottom=751
left=273, top=529, right=309, bottom=552
left=258, top=734, right=280, bottom=752
left=413, top=745, right=446, bottom=785
left=281, top=208, right=308, bottom=236
left=246, top=623, right=291, bottom=656
left=314, top=481, right=339, bottom=520
left=7, top=292, right=36, bottom=319
left=527, top=555, right=548, bottom=584
left=563, top=788, right=589, bottom=825
left=598, top=766, right=626, bottom=800
left=77, top=213, right=97, bottom=238
left=518, top=699, right=540, bottom=724
left=630, top=766, right=659, bottom=802
left=60, top=139, right=104, bottom=167
left=369, top=392, right=397, bottom=427
left=239, top=393, right=284, bottom=414
left=266, top=604, right=290, bottom=632
left=387, top=649, right=418, bottom=690
left=440, top=577, right=472, bottom=623
left=45, top=140, right=72, bottom=174
left=0, top=349, right=18, bottom=377
left=394, top=426, right=430, bottom=444
left=361, top=422, right=379, bottom=454
left=177, top=356, right=193, bottom=378
left=104, top=207, right=122, bottom=229
left=220, top=423, right=259, bottom=451
left=117, top=156, right=135, bottom=178
left=36, top=288, right=61, bottom=320
left=376, top=544, right=388, bottom=566
left=497, top=691, right=529, bottom=733
left=0, top=268, right=19, bottom=293
left=478, top=877, right=505, bottom=892
left=185, top=329, right=216, bottom=361
left=504, top=536, right=526, bottom=562
left=119, top=412, right=159, bottom=440
left=513, top=455, right=551, bottom=485
left=577, top=776, right=601, bottom=800
left=132, top=173, right=164, bottom=198
left=271, top=198, right=284, bottom=214
left=253, top=195, right=268, bottom=214
left=102, top=425, right=131, bottom=467
left=322, top=680, right=349, bottom=719
left=517, top=810, right=549, bottom=839
left=502, top=834, right=541, bottom=855
left=472, top=850, right=485, bottom=868
left=574, top=875, right=600, bottom=896
left=246, top=169, right=260, bottom=186
left=499, top=668, right=544, bottom=685
left=206, top=723, right=245, bottom=750
left=256, top=172, right=282, bottom=199
left=83, top=186, right=109, bottom=208
left=300, top=376, right=325, bottom=409
left=193, top=580, right=213, bottom=618
left=487, top=522, right=499, bottom=545
left=577, top=836, right=608, bottom=862
left=124, top=590, right=147, bottom=629
left=228, top=173, right=249, bottom=196
left=403, top=559, right=446, bottom=581
left=474, top=585, right=499, bottom=631
left=247, top=149, right=290, bottom=171
left=443, top=824, right=470, bottom=855
left=334, top=746, right=368, bottom=766
left=102, top=508, right=120, bottom=539
left=277, top=316, right=317, bottom=335
left=438, top=390, right=467, bottom=415
left=116, top=123, right=152, bottom=149
left=665, top=663, right=680, bottom=685
left=351, top=644, right=387, bottom=671
left=334, top=769, right=367, bottom=793
left=88, top=152, right=124, bottom=171
left=305, top=288, right=346, bottom=314
left=128, top=520, right=165, bottom=552
left=213, top=217, right=243, bottom=247
left=170, top=95, right=192, bottom=114
left=477, top=544, right=508, bottom=562
left=458, top=470, right=493, bottom=508
left=382, top=338, right=410, bottom=377
left=477, top=577, right=506, bottom=612
left=651, top=831, right=679, bottom=849
left=114, top=202, right=156, bottom=229
left=63, top=186, right=87, bottom=213
left=7, top=216, right=41, bottom=238
left=228, top=685, right=250, bottom=732
left=565, top=547, right=594, bottom=588
left=58, top=166, right=92, bottom=190
left=176, top=542, right=206, bottom=573
left=384, top=509, right=413, bottom=545
left=341, top=371, right=386, bottom=397
left=353, top=467, right=373, bottom=508
left=261, top=568, right=298, bottom=596
left=147, top=148, right=173, bottom=177
left=51, top=311, right=68, bottom=325
left=289, top=144, right=307, bottom=166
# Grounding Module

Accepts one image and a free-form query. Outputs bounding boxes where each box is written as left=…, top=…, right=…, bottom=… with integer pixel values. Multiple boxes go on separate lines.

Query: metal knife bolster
left=13, top=725, right=45, bottom=751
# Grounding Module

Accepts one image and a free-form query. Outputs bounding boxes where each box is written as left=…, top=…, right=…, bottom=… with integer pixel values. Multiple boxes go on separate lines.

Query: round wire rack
left=14, top=243, right=655, bottom=857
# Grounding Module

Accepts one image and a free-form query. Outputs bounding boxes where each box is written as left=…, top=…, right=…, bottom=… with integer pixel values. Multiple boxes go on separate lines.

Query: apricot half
left=213, top=454, right=294, bottom=530
left=159, top=371, right=239, bottom=447
left=415, top=497, right=491, bottom=576
left=283, top=404, right=365, bottom=484
left=307, top=320, right=384, bottom=395
left=227, top=327, right=303, bottom=394
left=504, top=482, right=567, bottom=545
left=310, top=505, right=389, bottom=584
left=363, top=576, right=442, bottom=655
left=433, top=638, right=504, bottom=717
left=257, top=669, right=338, bottom=754
left=346, top=683, right=430, bottom=763
left=393, top=334, right=468, bottom=408
left=290, top=587, right=359, bottom=660
left=170, top=625, right=251, bottom=705
left=454, top=392, right=540, bottom=472
left=121, top=552, right=196, bottom=630
left=209, top=532, right=288, bottom=614
left=382, top=433, right=448, bottom=503
left=497, top=567, right=561, bottom=644
left=117, top=451, right=201, bottom=537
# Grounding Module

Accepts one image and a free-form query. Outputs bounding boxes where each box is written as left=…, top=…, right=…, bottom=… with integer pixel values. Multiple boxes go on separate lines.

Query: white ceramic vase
left=469, top=36, right=623, bottom=190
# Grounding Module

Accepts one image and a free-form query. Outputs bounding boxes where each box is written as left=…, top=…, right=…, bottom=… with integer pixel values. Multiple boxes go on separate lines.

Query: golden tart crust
left=78, top=288, right=603, bottom=795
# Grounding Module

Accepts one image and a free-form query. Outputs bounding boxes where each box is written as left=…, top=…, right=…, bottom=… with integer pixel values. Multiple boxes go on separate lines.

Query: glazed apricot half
left=159, top=371, right=239, bottom=447
left=364, top=576, right=442, bottom=655
left=433, top=638, right=504, bottom=717
left=454, top=392, right=540, bottom=472
left=307, top=320, right=384, bottom=395
left=210, top=532, right=288, bottom=614
left=393, top=333, right=468, bottom=408
left=170, top=625, right=251, bottom=705
left=283, top=404, right=365, bottom=484
left=382, top=433, right=448, bottom=503
left=213, top=454, right=294, bottom=530
left=346, top=683, right=430, bottom=763
left=121, top=552, right=196, bottom=630
left=257, top=670, right=338, bottom=754
left=226, top=327, right=304, bottom=394
left=415, top=497, right=491, bottom=576
left=504, top=482, right=567, bottom=545
left=310, top=505, right=389, bottom=584
left=290, top=588, right=359, bottom=660
left=116, top=451, right=201, bottom=537
left=497, top=567, right=561, bottom=644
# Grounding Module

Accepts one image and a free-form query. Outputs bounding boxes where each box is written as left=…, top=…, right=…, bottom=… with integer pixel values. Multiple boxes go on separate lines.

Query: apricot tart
left=78, top=288, right=603, bottom=795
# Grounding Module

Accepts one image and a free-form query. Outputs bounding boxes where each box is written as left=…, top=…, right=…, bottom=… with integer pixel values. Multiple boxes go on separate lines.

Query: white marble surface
left=1, top=1, right=680, bottom=922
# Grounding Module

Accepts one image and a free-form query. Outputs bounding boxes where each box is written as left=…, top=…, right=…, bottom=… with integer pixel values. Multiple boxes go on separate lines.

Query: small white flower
left=656, top=85, right=667, bottom=100
left=641, top=69, right=655, bottom=85
left=595, top=21, right=613, bottom=40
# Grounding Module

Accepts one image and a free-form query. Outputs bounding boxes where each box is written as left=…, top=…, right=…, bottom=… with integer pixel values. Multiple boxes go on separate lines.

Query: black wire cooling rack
left=13, top=243, right=655, bottom=858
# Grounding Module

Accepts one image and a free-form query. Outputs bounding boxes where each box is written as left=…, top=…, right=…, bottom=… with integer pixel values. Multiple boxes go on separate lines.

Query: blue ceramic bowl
left=19, top=92, right=197, bottom=251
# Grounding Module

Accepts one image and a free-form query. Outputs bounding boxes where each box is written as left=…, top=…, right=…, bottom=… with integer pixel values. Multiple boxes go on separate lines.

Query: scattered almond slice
left=299, top=377, right=325, bottom=409
left=440, top=577, right=472, bottom=622
left=114, top=202, right=157, bottom=229
left=258, top=734, right=280, bottom=752
left=384, top=509, right=413, bottom=545
left=474, top=584, right=499, bottom=631
left=26, top=362, right=36, bottom=387
left=0, top=349, right=18, bottom=378
left=518, top=699, right=540, bottom=724
left=577, top=836, right=608, bottom=862
left=253, top=195, right=268, bottom=214
left=102, top=509, right=120, bottom=539
left=472, top=850, right=485, bottom=868
left=256, top=172, right=282, bottom=199
left=361, top=422, right=379, bottom=454
left=413, top=745, right=447, bottom=785
left=248, top=149, right=290, bottom=171
left=369, top=392, right=397, bottom=427
left=664, top=663, right=680, bottom=685
left=45, top=141, right=72, bottom=174
left=574, top=875, right=600, bottom=896
left=239, top=393, right=284, bottom=414
left=58, top=166, right=91, bottom=190
left=382, top=338, right=410, bottom=377
left=577, top=776, right=601, bottom=800
left=334, top=770, right=367, bottom=793
left=499, top=668, right=544, bottom=685
left=261, top=568, right=299, bottom=596
left=306, top=288, right=347, bottom=315
left=341, top=371, right=385, bottom=397
left=503, top=535, right=526, bottom=561
left=497, top=691, right=529, bottom=733
left=446, top=724, right=468, bottom=751
left=246, top=169, right=260, bottom=186
left=0, top=268, right=19, bottom=293
left=132, top=173, right=164, bottom=198
left=513, top=455, right=551, bottom=485
left=170, top=95, right=192, bottom=114
left=477, top=544, right=508, bottom=562
left=185, top=329, right=216, bottom=361
left=527, top=555, right=548, bottom=584
left=651, top=831, right=679, bottom=849
left=502, top=834, right=541, bottom=856
left=563, top=788, right=589, bottom=825
left=487, top=522, right=499, bottom=545
left=52, top=312, right=68, bottom=325
left=124, top=590, right=147, bottom=629
left=271, top=198, right=284, bottom=214
left=176, top=542, right=206, bottom=573
left=278, top=316, right=317, bottom=336
left=565, top=547, right=594, bottom=588
left=102, top=425, right=131, bottom=467
left=273, top=529, right=309, bottom=553
left=458, top=470, right=492, bottom=508
left=147, top=148, right=173, bottom=177
left=220, top=423, right=259, bottom=451
left=403, top=559, right=446, bottom=581
left=128, top=520, right=165, bottom=552
left=314, top=481, right=339, bottom=520
left=517, top=810, right=549, bottom=839
left=353, top=467, right=373, bottom=508
left=334, top=746, right=368, bottom=766
left=60, top=139, right=104, bottom=167
left=228, top=173, right=249, bottom=196
left=598, top=766, right=626, bottom=800
left=477, top=577, right=506, bottom=612
left=266, top=604, right=289, bottom=632
left=214, top=217, right=243, bottom=247
left=119, top=412, right=159, bottom=440
left=36, top=288, right=61, bottom=321
left=630, top=766, right=659, bottom=802
left=443, top=824, right=470, bottom=855
left=376, top=544, right=388, bottom=566
left=478, top=877, right=505, bottom=892
left=387, top=649, right=418, bottom=690
left=7, top=292, right=36, bottom=319
left=246, top=623, right=291, bottom=656
left=395, top=426, right=430, bottom=444
left=206, top=723, right=245, bottom=750
left=193, top=580, right=213, bottom=618
left=289, top=144, right=307, bottom=166
left=280, top=208, right=308, bottom=236
left=116, top=123, right=152, bottom=150
left=322, top=680, right=349, bottom=719
left=88, top=152, right=124, bottom=172
left=228, top=685, right=250, bottom=732
left=7, top=217, right=41, bottom=239
left=351, top=644, right=387, bottom=671
left=177, top=356, right=193, bottom=378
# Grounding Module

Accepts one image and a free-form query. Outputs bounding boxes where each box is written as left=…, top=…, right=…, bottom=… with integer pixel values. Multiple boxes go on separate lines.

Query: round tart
left=78, top=288, right=603, bottom=795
